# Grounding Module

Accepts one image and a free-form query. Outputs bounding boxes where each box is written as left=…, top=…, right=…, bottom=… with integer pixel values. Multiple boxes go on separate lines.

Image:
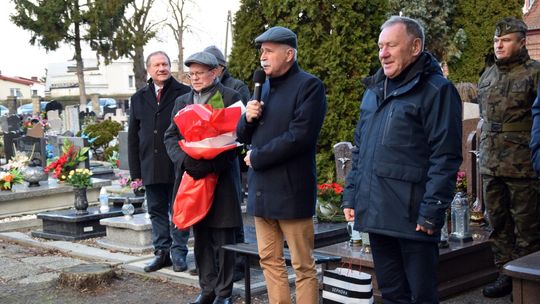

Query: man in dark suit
left=128, top=51, right=191, bottom=273
left=164, top=51, right=243, bottom=304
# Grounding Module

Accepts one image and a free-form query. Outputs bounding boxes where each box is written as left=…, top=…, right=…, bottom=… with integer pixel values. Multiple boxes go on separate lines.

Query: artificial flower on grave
left=0, top=169, right=24, bottom=190
left=456, top=171, right=467, bottom=193
left=316, top=182, right=346, bottom=222
left=2, top=146, right=33, bottom=171
left=65, top=168, right=93, bottom=188
left=21, top=115, right=50, bottom=133
left=130, top=178, right=145, bottom=196
left=44, top=139, right=89, bottom=181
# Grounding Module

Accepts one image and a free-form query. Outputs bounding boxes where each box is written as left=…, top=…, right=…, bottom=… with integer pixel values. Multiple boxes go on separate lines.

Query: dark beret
left=255, top=26, right=297, bottom=49
left=495, top=17, right=527, bottom=37
left=203, top=46, right=226, bottom=67
left=184, top=51, right=218, bottom=68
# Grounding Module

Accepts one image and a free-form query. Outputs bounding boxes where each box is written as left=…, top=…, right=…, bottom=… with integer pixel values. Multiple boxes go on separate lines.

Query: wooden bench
left=503, top=250, right=540, bottom=304
left=222, top=242, right=341, bottom=304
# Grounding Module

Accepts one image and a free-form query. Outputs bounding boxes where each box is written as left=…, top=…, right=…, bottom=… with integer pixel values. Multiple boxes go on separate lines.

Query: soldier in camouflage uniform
left=478, top=17, right=540, bottom=298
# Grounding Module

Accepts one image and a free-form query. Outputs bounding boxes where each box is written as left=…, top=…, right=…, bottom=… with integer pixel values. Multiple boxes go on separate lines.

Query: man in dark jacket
left=342, top=16, right=462, bottom=303
left=482, top=17, right=540, bottom=298
left=204, top=45, right=251, bottom=102
left=164, top=51, right=243, bottom=304
left=128, top=51, right=191, bottom=273
left=236, top=26, right=327, bottom=304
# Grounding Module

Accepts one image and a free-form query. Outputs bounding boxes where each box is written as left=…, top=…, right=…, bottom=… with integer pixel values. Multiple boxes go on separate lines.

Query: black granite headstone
left=13, top=136, right=46, bottom=167
left=3, top=132, right=22, bottom=161
left=6, top=115, right=21, bottom=132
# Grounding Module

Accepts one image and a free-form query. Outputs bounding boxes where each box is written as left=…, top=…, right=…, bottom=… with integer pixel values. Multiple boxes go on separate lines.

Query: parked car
left=17, top=102, right=48, bottom=115
left=0, top=105, right=9, bottom=116
left=86, top=98, right=117, bottom=115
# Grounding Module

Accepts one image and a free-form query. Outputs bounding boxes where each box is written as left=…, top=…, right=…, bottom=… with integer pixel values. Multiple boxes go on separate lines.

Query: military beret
left=495, top=17, right=527, bottom=37
left=203, top=46, right=227, bottom=67
left=184, top=51, right=218, bottom=68
left=255, top=26, right=298, bottom=49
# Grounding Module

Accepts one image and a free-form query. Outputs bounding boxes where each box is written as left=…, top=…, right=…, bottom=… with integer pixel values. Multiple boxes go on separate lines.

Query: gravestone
left=13, top=136, right=47, bottom=167
left=6, top=115, right=21, bottom=132
left=118, top=131, right=129, bottom=170
left=57, top=136, right=90, bottom=169
left=3, top=132, right=22, bottom=161
left=47, top=110, right=63, bottom=134
left=64, top=105, right=80, bottom=134
left=0, top=117, right=7, bottom=133
left=333, top=142, right=354, bottom=182
left=461, top=118, right=480, bottom=172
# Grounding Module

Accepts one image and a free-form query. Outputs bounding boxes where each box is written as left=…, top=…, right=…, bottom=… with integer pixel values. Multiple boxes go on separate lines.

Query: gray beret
left=184, top=51, right=218, bottom=68
left=255, top=26, right=297, bottom=49
left=203, top=46, right=226, bottom=67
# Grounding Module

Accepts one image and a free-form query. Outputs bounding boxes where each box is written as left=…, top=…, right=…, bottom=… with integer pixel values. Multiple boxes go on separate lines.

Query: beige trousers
left=254, top=216, right=318, bottom=304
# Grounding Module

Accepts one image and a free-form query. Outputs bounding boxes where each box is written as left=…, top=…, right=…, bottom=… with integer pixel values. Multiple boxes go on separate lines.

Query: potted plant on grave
left=65, top=168, right=93, bottom=214
left=0, top=169, right=23, bottom=191
left=44, top=139, right=89, bottom=182
left=316, top=182, right=346, bottom=222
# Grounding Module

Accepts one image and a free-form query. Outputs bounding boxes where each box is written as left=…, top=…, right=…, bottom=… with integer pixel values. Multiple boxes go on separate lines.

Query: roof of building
left=0, top=75, right=34, bottom=86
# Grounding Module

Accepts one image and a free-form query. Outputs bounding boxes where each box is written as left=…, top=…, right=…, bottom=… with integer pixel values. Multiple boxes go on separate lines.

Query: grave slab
left=97, top=213, right=153, bottom=253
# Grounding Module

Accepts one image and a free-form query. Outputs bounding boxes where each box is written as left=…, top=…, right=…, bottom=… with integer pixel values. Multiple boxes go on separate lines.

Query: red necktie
left=156, top=89, right=162, bottom=103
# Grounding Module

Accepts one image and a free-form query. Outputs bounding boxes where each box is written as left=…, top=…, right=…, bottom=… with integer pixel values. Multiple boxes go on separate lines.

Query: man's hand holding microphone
left=244, top=69, right=267, bottom=167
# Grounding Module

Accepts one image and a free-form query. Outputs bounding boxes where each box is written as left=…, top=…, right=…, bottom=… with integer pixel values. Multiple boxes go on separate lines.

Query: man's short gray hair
left=146, top=51, right=171, bottom=67
left=381, top=16, right=425, bottom=50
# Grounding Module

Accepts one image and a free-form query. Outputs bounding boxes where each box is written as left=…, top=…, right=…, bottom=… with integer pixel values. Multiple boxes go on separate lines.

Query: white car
left=86, top=98, right=117, bottom=115
left=0, top=105, right=9, bottom=115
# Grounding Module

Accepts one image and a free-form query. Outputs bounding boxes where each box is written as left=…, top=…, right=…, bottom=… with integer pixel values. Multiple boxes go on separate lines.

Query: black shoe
left=143, top=250, right=172, bottom=272
left=189, top=267, right=198, bottom=276
left=482, top=274, right=512, bottom=298
left=189, top=293, right=216, bottom=304
left=171, top=255, right=187, bottom=272
left=212, top=297, right=232, bottom=304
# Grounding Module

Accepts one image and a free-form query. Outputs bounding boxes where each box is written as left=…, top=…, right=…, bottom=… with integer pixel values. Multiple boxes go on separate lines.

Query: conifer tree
left=448, top=0, right=522, bottom=82
left=228, top=0, right=388, bottom=181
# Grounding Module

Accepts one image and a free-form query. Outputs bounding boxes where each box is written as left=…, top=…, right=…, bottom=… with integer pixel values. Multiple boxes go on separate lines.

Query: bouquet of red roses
left=172, top=101, right=244, bottom=229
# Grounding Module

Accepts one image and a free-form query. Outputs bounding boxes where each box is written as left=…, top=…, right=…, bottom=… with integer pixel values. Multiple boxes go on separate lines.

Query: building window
left=10, top=88, right=22, bottom=98
left=128, top=75, right=134, bottom=88
left=32, top=89, right=38, bottom=96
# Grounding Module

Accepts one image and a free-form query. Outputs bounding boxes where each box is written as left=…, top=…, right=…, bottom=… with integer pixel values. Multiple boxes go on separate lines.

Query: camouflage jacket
left=478, top=48, right=540, bottom=178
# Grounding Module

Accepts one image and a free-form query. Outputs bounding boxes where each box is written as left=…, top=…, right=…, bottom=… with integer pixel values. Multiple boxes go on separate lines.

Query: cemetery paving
left=0, top=227, right=511, bottom=304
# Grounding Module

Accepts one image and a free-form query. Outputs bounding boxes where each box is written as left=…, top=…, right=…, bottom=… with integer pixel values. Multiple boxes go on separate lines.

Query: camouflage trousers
left=482, top=175, right=540, bottom=267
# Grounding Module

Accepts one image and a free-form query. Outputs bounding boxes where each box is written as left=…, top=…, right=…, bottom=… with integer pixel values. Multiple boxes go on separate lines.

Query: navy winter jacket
left=236, top=62, right=327, bottom=219
left=342, top=53, right=462, bottom=242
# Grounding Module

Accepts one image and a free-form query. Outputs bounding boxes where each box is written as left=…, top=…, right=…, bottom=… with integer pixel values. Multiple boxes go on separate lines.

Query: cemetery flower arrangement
left=130, top=179, right=144, bottom=192
left=316, top=182, right=346, bottom=222
left=21, top=115, right=49, bottom=132
left=0, top=169, right=24, bottom=190
left=65, top=168, right=93, bottom=188
left=44, top=139, right=89, bottom=181
left=3, top=148, right=32, bottom=170
left=456, top=171, right=467, bottom=193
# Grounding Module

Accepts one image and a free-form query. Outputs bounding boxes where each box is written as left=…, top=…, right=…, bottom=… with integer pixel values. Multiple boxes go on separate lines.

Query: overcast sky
left=0, top=0, right=240, bottom=79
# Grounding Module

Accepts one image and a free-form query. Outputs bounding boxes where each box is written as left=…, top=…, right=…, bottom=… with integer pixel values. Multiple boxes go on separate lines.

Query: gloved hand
left=183, top=155, right=214, bottom=180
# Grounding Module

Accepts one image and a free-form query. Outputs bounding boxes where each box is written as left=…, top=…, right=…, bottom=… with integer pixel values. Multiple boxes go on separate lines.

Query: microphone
left=252, top=69, right=266, bottom=102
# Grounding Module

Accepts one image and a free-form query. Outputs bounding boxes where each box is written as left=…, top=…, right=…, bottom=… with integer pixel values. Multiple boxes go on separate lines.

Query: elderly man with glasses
left=164, top=51, right=244, bottom=304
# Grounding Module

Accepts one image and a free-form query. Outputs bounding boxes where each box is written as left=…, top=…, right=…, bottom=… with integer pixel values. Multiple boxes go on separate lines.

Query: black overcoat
left=128, top=77, right=190, bottom=185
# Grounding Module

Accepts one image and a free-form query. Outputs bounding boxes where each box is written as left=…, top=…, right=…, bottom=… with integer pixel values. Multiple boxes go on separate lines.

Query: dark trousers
left=369, top=233, right=439, bottom=304
left=145, top=183, right=189, bottom=259
left=193, top=225, right=236, bottom=298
